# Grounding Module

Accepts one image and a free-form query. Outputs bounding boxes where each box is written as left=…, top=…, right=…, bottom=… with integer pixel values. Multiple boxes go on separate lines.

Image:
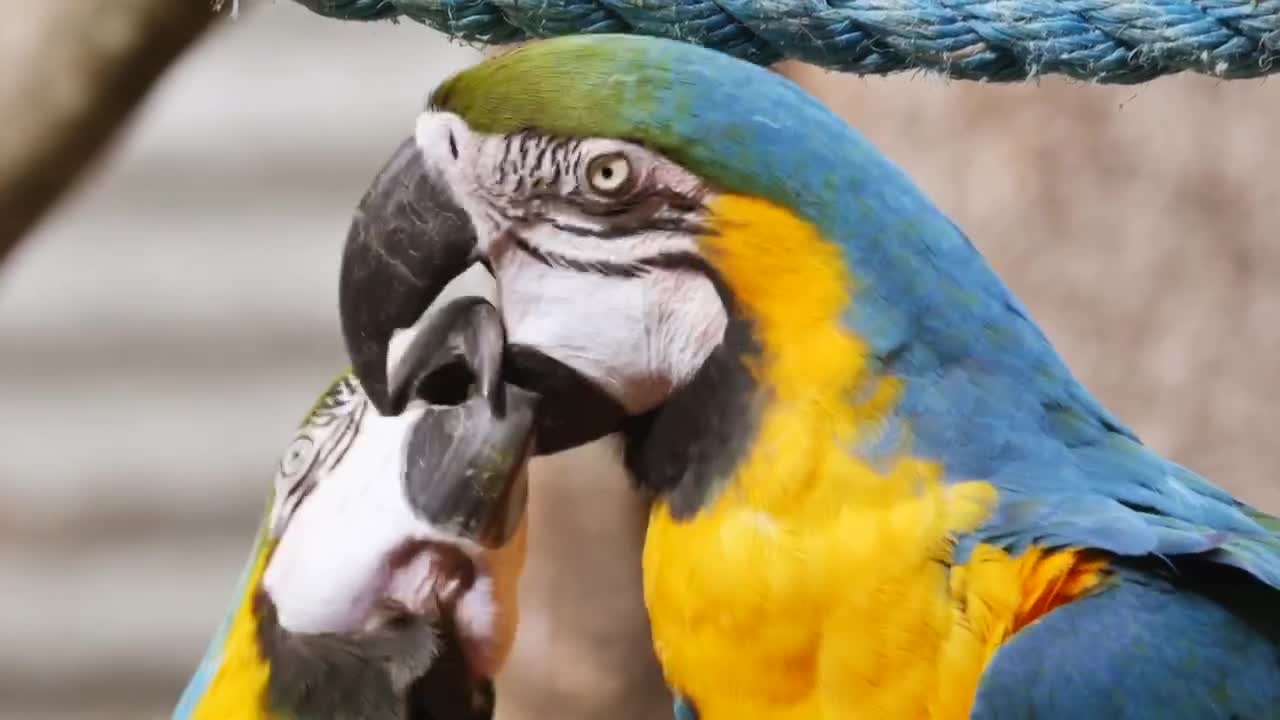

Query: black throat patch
left=254, top=593, right=493, bottom=720
left=621, top=279, right=764, bottom=520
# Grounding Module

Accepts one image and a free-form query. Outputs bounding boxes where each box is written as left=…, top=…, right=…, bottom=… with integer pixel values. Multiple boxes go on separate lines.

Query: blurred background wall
left=0, top=2, right=1275, bottom=718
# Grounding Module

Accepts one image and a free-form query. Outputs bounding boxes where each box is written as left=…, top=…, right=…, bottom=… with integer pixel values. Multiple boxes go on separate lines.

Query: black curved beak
left=337, top=136, right=533, bottom=547
left=339, top=136, right=478, bottom=417
left=339, top=135, right=629, bottom=458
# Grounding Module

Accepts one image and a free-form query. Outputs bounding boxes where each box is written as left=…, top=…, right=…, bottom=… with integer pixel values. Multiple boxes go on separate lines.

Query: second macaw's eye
left=585, top=152, right=634, bottom=196
left=279, top=435, right=316, bottom=480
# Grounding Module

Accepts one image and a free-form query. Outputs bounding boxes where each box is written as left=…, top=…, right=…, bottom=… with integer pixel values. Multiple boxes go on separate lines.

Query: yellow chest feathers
left=640, top=195, right=1105, bottom=719
left=643, top=454, right=1104, bottom=720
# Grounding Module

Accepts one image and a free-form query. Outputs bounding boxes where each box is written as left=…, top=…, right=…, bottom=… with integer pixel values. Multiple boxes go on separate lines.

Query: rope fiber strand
left=294, top=0, right=1280, bottom=82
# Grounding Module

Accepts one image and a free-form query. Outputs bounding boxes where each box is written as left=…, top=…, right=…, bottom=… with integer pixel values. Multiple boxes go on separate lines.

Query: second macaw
left=173, top=150, right=536, bottom=719
left=334, top=36, right=1280, bottom=719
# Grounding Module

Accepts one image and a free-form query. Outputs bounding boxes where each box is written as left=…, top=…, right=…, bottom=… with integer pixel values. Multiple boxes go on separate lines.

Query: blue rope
left=294, top=0, right=1280, bottom=82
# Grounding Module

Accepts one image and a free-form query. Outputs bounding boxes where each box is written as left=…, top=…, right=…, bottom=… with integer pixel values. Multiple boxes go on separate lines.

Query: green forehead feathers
left=430, top=36, right=676, bottom=143
left=427, top=34, right=836, bottom=211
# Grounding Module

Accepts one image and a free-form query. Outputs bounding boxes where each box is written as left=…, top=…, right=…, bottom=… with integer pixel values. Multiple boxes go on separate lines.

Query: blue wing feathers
left=854, top=224, right=1280, bottom=719
left=971, top=564, right=1280, bottom=719
left=851, top=224, right=1280, bottom=592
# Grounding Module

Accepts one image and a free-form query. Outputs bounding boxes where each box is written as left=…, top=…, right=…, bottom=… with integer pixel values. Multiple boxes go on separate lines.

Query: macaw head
left=340, top=35, right=1087, bottom=514
left=175, top=170, right=536, bottom=717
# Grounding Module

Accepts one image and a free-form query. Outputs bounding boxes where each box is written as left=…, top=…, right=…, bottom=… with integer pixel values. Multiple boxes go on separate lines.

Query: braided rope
left=294, top=0, right=1280, bottom=82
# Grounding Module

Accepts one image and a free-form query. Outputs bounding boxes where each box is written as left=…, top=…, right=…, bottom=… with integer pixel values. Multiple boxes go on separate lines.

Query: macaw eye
left=279, top=434, right=317, bottom=481
left=584, top=152, right=633, bottom=196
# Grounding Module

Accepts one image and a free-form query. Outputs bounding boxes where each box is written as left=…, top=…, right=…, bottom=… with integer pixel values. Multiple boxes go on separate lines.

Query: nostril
left=413, top=112, right=466, bottom=166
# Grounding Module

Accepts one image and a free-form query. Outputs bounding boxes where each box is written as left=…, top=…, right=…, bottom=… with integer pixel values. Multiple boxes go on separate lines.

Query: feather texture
left=436, top=35, right=1280, bottom=719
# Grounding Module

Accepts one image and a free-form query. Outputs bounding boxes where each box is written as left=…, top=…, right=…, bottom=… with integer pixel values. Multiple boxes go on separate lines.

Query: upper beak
left=339, top=136, right=479, bottom=417
left=339, top=133, right=628, bottom=454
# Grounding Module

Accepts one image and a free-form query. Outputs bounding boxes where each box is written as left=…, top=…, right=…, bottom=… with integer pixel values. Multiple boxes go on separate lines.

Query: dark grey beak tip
left=404, top=383, right=538, bottom=548
left=339, top=136, right=478, bottom=416
left=393, top=291, right=535, bottom=549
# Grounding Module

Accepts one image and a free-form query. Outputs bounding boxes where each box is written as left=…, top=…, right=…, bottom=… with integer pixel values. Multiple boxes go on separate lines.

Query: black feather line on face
left=547, top=214, right=706, bottom=240
left=639, top=250, right=717, bottom=277
left=532, top=136, right=551, bottom=174
left=278, top=379, right=367, bottom=531
left=507, top=227, right=715, bottom=282
left=569, top=186, right=705, bottom=217
left=510, top=232, right=648, bottom=278
left=525, top=186, right=706, bottom=238
left=497, top=139, right=510, bottom=185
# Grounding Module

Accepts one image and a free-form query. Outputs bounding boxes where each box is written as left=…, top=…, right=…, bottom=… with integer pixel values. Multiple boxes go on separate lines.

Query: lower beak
left=393, top=284, right=537, bottom=549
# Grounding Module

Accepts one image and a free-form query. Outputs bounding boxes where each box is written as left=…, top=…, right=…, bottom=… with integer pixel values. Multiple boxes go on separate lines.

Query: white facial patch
left=263, top=404, right=463, bottom=634
left=495, top=247, right=725, bottom=413
left=261, top=377, right=527, bottom=676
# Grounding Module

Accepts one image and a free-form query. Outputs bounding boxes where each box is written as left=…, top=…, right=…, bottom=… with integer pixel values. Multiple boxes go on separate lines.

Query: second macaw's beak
left=338, top=137, right=627, bottom=455
left=392, top=286, right=535, bottom=549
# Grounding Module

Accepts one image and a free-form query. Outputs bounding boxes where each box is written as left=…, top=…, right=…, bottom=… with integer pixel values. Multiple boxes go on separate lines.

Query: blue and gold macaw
left=173, top=187, right=536, bottom=720
left=334, top=36, right=1280, bottom=719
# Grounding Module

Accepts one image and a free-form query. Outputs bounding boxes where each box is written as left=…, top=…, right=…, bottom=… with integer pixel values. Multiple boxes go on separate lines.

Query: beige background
left=0, top=3, right=1276, bottom=718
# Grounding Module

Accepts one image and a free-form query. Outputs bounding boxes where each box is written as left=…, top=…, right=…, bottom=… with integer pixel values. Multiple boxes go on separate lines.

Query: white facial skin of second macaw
left=414, top=111, right=729, bottom=416
left=261, top=376, right=527, bottom=677
left=265, top=404, right=449, bottom=632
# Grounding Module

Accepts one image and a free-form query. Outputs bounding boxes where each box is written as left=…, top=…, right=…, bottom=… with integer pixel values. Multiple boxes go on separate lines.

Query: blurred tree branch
left=0, top=0, right=219, bottom=266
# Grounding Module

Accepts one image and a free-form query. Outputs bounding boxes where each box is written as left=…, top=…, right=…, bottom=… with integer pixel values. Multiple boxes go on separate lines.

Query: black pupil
left=601, top=165, right=613, bottom=179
